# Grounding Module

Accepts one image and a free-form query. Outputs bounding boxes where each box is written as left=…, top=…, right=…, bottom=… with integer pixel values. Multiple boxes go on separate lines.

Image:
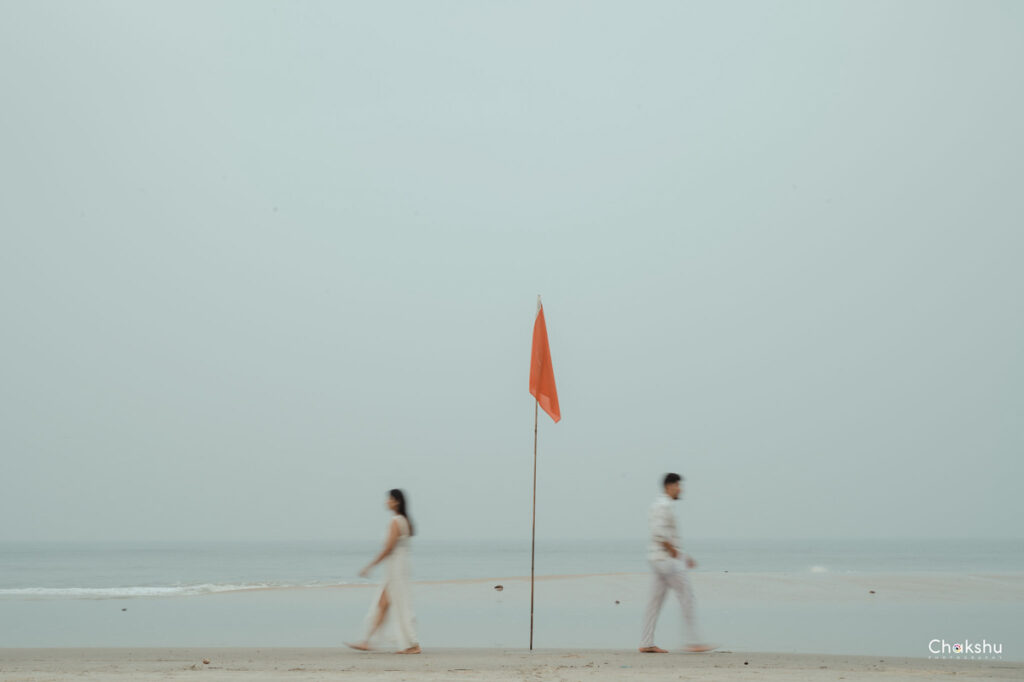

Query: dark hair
left=389, top=489, right=414, bottom=536
left=663, top=473, right=683, bottom=487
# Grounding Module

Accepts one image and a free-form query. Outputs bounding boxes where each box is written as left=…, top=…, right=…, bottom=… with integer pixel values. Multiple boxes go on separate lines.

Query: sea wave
left=0, top=582, right=347, bottom=599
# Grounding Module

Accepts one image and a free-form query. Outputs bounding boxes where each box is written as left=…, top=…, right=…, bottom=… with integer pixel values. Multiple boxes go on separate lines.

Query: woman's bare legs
left=346, top=591, right=390, bottom=651
left=380, top=587, right=420, bottom=653
left=367, top=591, right=390, bottom=640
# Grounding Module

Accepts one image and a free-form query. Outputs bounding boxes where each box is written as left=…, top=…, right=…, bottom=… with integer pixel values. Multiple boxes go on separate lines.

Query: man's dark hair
left=663, top=473, right=683, bottom=487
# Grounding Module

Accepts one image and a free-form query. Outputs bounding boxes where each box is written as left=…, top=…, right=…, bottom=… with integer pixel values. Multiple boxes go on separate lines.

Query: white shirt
left=647, top=493, right=681, bottom=562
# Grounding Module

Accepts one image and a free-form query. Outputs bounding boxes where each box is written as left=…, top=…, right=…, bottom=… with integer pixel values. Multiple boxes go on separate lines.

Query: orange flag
left=530, top=301, right=561, bottom=423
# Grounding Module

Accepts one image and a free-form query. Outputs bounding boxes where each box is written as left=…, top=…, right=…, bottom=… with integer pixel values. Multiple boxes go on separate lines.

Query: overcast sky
left=2, top=1, right=1021, bottom=544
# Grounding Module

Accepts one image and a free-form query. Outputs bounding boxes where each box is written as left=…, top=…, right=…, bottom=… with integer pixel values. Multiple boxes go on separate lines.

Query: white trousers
left=640, top=558, right=702, bottom=647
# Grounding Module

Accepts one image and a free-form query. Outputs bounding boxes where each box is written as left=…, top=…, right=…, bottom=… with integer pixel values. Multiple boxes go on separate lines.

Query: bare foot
left=638, top=646, right=668, bottom=653
left=684, top=643, right=718, bottom=653
left=395, top=645, right=421, bottom=654
left=345, top=642, right=372, bottom=651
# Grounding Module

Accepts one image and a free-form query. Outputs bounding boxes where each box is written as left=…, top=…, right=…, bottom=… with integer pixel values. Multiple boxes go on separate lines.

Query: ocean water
left=1, top=538, right=1021, bottom=657
left=2, top=538, right=1021, bottom=599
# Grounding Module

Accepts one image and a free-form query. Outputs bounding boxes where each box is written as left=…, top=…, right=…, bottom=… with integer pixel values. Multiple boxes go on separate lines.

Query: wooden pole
left=530, top=398, right=538, bottom=650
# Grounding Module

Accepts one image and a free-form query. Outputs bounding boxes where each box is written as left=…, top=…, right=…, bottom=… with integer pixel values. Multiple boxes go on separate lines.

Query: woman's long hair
left=389, top=488, right=414, bottom=536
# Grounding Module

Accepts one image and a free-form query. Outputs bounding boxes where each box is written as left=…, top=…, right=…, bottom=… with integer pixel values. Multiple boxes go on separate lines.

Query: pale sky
left=2, top=1, right=1021, bottom=543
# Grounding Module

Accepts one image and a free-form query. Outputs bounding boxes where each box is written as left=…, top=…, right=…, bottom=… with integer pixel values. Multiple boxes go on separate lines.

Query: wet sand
left=1, top=647, right=1021, bottom=681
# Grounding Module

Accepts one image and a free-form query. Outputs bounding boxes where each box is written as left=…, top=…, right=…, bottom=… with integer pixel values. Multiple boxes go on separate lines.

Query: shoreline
left=4, top=572, right=1020, bottom=660
left=6, top=569, right=1022, bottom=598
left=1, top=647, right=1019, bottom=681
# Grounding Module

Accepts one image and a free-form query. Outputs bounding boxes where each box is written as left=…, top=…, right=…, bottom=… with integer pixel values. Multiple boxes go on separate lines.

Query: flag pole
left=530, top=293, right=541, bottom=651
left=530, top=397, right=538, bottom=650
left=530, top=293, right=554, bottom=652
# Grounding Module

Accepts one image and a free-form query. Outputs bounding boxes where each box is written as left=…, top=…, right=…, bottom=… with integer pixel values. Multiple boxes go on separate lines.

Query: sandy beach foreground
left=1, top=648, right=1021, bottom=681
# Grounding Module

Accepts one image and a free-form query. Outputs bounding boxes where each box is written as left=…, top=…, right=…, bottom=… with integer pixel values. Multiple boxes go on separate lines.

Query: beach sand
left=6, top=571, right=1021, bottom=654
left=2, top=647, right=1021, bottom=681
left=3, top=571, right=1020, bottom=679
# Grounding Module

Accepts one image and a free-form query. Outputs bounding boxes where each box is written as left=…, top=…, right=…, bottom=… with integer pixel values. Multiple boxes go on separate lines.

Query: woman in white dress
left=346, top=489, right=420, bottom=654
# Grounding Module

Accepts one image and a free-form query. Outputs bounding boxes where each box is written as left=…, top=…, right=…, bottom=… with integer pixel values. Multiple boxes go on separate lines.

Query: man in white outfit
left=639, top=473, right=715, bottom=653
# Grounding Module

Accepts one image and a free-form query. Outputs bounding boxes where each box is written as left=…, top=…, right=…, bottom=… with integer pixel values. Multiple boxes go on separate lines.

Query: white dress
left=365, top=515, right=418, bottom=649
